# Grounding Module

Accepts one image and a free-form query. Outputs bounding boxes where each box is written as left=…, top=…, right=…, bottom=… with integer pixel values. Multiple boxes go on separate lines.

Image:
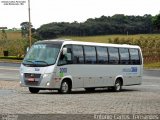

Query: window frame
left=57, top=43, right=142, bottom=66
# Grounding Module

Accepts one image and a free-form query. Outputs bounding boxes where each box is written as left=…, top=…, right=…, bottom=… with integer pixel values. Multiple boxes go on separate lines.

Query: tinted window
left=84, top=46, right=96, bottom=64
left=96, top=47, right=108, bottom=64
left=73, top=45, right=84, bottom=64
left=108, top=47, right=119, bottom=64
left=129, top=49, right=140, bottom=65
left=119, top=48, right=130, bottom=64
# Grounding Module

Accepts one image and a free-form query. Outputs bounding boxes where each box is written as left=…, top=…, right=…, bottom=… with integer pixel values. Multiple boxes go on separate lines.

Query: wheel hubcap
left=116, top=82, right=120, bottom=91
left=62, top=82, right=68, bottom=93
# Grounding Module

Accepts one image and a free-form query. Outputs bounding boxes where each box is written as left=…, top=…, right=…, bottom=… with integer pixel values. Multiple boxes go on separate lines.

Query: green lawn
left=62, top=34, right=160, bottom=43
left=144, top=62, right=160, bottom=69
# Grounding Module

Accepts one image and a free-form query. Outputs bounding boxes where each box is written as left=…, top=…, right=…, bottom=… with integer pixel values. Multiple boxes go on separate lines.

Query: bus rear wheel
left=113, top=79, right=122, bottom=92
left=29, top=87, right=40, bottom=93
left=59, top=80, right=71, bottom=94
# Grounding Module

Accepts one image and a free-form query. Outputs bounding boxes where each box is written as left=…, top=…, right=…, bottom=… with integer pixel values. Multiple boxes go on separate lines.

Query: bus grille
left=25, top=81, right=40, bottom=86
left=24, top=73, right=41, bottom=78
left=24, top=73, right=41, bottom=86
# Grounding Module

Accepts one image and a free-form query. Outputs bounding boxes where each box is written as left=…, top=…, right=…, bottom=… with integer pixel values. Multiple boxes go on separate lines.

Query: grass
left=0, top=56, right=23, bottom=63
left=144, top=62, right=160, bottom=69
left=63, top=34, right=160, bottom=43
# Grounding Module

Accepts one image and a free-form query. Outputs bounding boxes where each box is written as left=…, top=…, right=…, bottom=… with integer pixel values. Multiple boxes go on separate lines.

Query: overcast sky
left=0, top=0, right=160, bottom=29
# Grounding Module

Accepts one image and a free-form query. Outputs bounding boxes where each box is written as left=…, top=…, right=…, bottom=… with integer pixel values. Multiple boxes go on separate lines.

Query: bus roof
left=37, top=39, right=141, bottom=49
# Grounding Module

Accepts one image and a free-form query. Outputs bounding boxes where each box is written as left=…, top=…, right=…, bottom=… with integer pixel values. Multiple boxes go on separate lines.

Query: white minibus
left=20, top=39, right=143, bottom=94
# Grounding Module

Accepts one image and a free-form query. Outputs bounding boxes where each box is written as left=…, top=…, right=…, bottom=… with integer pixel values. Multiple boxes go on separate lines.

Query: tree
left=35, top=14, right=158, bottom=39
left=152, top=14, right=160, bottom=32
left=20, top=22, right=33, bottom=37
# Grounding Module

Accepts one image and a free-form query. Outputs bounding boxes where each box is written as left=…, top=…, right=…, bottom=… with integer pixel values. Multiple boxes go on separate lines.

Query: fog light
left=21, top=73, right=24, bottom=76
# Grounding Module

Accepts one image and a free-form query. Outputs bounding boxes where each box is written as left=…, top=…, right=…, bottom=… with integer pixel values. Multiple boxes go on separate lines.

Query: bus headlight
left=43, top=73, right=51, bottom=78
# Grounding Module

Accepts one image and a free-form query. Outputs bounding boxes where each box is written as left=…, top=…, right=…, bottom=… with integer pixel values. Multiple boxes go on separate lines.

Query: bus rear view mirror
left=26, top=47, right=30, bottom=52
left=62, top=48, right=67, bottom=55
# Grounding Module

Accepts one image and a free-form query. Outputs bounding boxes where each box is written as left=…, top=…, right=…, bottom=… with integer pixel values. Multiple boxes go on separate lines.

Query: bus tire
left=29, top=87, right=40, bottom=93
left=59, top=80, right=71, bottom=94
left=113, top=79, right=122, bottom=92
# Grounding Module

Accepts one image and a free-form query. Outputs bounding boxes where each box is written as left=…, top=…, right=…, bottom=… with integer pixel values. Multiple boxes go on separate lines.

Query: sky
left=0, top=0, right=160, bottom=29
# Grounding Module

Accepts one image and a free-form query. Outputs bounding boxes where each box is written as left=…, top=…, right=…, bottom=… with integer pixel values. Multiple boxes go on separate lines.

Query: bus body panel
left=56, top=64, right=142, bottom=89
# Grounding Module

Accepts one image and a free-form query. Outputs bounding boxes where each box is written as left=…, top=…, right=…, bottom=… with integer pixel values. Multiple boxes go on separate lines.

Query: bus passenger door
left=57, top=45, right=84, bottom=88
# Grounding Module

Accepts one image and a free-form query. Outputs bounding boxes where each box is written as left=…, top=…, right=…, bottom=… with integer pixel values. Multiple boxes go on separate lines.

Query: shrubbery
left=0, top=38, right=37, bottom=58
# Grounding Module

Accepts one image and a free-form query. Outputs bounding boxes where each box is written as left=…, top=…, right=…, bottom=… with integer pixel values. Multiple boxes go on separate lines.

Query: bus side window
left=58, top=45, right=72, bottom=65
left=119, top=48, right=130, bottom=65
left=108, top=47, right=119, bottom=64
left=96, top=47, right=108, bottom=64
left=129, top=49, right=140, bottom=65
left=73, top=45, right=84, bottom=64
left=84, top=46, right=97, bottom=64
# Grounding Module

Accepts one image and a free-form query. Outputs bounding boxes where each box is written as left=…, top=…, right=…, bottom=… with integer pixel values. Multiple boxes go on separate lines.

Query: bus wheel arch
left=59, top=78, right=72, bottom=94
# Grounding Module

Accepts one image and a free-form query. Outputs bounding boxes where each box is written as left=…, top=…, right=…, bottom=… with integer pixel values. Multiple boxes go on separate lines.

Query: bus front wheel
left=29, top=87, right=40, bottom=93
left=59, top=80, right=71, bottom=94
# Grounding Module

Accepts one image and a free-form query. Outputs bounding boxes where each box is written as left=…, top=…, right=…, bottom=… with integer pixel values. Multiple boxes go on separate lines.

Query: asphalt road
left=0, top=63, right=20, bottom=81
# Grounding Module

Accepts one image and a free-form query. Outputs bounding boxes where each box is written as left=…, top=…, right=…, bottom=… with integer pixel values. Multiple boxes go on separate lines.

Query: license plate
left=28, top=78, right=35, bottom=82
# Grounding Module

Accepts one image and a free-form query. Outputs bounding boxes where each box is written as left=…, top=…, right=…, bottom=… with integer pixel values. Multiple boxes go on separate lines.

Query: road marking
left=0, top=67, right=19, bottom=71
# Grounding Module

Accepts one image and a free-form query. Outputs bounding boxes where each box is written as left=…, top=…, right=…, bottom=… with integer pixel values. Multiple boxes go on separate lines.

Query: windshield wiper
left=23, top=60, right=34, bottom=64
left=34, top=60, right=49, bottom=65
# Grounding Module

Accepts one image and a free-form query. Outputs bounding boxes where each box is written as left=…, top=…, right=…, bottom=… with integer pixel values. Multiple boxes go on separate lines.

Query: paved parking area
left=0, top=80, right=160, bottom=115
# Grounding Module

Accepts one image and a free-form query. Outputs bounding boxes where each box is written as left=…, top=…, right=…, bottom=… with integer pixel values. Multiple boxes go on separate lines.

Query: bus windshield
left=23, top=43, right=61, bottom=67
